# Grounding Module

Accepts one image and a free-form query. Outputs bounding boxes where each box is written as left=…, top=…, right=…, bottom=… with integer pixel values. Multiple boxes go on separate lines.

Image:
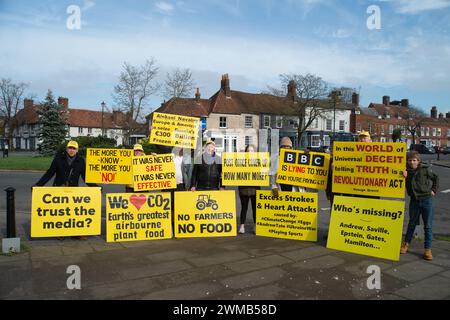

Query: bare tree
left=112, top=58, right=160, bottom=144
left=163, top=68, right=196, bottom=100
left=0, top=78, right=28, bottom=145
left=404, top=105, right=427, bottom=145
left=266, top=73, right=329, bottom=148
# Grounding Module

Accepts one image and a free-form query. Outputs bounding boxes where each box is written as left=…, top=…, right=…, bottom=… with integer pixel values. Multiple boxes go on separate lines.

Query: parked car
left=441, top=147, right=450, bottom=155
left=409, top=144, right=435, bottom=154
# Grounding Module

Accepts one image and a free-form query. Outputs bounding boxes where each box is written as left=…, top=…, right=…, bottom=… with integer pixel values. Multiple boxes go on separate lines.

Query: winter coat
left=34, top=151, right=91, bottom=187
left=406, top=164, right=439, bottom=200
left=190, top=155, right=222, bottom=190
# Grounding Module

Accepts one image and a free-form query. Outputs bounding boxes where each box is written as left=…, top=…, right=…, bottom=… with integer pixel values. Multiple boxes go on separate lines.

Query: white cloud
left=155, top=1, right=175, bottom=14
left=380, top=0, right=450, bottom=14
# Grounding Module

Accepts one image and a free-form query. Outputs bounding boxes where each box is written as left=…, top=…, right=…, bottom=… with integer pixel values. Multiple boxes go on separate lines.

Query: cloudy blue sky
left=1, top=0, right=449, bottom=115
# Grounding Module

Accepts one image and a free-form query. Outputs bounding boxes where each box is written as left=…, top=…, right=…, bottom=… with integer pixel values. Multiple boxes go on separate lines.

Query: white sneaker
left=239, top=224, right=245, bottom=234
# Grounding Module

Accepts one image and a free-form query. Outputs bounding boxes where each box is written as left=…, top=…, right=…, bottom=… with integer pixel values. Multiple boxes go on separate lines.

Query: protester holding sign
left=126, top=144, right=146, bottom=192
left=358, top=130, right=372, bottom=142
left=401, top=151, right=439, bottom=261
left=190, top=140, right=224, bottom=191
left=34, top=141, right=94, bottom=187
left=33, top=140, right=97, bottom=240
left=270, top=137, right=305, bottom=196
left=238, top=144, right=260, bottom=234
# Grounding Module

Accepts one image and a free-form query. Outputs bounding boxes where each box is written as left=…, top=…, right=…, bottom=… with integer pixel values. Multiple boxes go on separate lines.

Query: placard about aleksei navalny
left=256, top=190, right=318, bottom=241
left=331, top=142, right=406, bottom=198
left=150, top=112, right=200, bottom=149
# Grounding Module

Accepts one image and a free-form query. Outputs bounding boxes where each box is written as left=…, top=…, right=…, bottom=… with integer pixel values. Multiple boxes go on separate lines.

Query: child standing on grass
left=401, top=151, right=439, bottom=260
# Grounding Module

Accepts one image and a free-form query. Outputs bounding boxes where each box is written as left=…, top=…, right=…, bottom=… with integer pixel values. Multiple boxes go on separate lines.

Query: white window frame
left=245, top=116, right=253, bottom=128
left=339, top=120, right=345, bottom=131
left=219, top=117, right=227, bottom=129
left=326, top=119, right=332, bottom=131
left=276, top=116, right=282, bottom=129
left=263, top=115, right=270, bottom=128
left=311, top=135, right=321, bottom=147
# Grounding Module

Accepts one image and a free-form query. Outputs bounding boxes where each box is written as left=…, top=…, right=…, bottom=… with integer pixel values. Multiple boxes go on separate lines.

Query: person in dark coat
left=190, top=140, right=224, bottom=191
left=33, top=140, right=92, bottom=187
left=33, top=140, right=97, bottom=240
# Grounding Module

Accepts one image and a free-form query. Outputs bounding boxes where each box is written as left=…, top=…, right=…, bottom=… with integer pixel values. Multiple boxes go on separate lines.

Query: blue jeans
left=405, top=197, right=434, bottom=249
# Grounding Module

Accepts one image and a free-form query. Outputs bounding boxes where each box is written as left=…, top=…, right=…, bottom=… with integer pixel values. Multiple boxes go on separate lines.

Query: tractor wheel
left=196, top=201, right=206, bottom=210
left=212, top=203, right=218, bottom=210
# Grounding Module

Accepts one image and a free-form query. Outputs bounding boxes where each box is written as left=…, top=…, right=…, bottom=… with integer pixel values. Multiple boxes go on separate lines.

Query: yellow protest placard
left=256, top=191, right=318, bottom=241
left=150, top=112, right=200, bottom=149
left=132, top=154, right=176, bottom=191
left=326, top=196, right=404, bottom=261
left=332, top=142, right=406, bottom=198
left=85, top=148, right=133, bottom=184
left=276, top=149, right=330, bottom=190
left=31, top=187, right=102, bottom=237
left=174, top=191, right=236, bottom=238
left=106, top=192, right=172, bottom=242
left=222, top=152, right=270, bottom=186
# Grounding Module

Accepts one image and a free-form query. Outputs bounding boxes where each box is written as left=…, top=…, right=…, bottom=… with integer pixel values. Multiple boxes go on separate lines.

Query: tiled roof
left=154, top=97, right=209, bottom=117
left=15, top=104, right=132, bottom=128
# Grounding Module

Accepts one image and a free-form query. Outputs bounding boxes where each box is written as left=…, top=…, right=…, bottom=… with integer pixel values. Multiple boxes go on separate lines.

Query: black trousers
left=240, top=195, right=256, bottom=225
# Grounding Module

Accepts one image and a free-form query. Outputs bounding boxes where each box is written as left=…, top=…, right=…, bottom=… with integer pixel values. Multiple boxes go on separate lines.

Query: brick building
left=351, top=95, right=450, bottom=147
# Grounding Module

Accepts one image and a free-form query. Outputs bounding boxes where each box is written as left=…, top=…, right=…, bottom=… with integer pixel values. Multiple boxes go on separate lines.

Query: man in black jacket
left=34, top=140, right=93, bottom=187
left=33, top=140, right=97, bottom=240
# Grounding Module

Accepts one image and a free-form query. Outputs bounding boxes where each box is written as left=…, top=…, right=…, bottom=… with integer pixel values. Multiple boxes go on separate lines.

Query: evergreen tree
left=37, top=90, right=68, bottom=156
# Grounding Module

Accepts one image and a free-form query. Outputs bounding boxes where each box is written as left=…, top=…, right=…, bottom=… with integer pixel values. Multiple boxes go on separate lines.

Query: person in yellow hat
left=358, top=130, right=372, bottom=142
left=125, top=144, right=146, bottom=192
left=34, top=140, right=92, bottom=187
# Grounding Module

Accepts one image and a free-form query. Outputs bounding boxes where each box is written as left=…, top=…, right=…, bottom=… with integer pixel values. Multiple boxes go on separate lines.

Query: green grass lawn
left=0, top=155, right=52, bottom=171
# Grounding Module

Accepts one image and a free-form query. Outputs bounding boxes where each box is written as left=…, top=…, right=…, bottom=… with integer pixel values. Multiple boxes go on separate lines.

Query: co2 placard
left=150, top=112, right=200, bottom=149
left=256, top=190, right=318, bottom=241
left=106, top=193, right=172, bottom=242
left=174, top=190, right=236, bottom=238
left=332, top=142, right=406, bottom=198
left=326, top=196, right=404, bottom=261
left=31, top=187, right=102, bottom=237
left=85, top=148, right=133, bottom=184
left=222, top=152, right=270, bottom=186
left=277, top=149, right=330, bottom=190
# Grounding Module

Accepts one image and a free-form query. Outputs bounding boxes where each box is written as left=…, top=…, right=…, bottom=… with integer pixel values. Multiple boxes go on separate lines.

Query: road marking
left=441, top=189, right=450, bottom=194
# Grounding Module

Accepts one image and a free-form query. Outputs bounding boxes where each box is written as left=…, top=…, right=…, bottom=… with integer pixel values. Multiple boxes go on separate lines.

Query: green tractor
left=196, top=194, right=219, bottom=210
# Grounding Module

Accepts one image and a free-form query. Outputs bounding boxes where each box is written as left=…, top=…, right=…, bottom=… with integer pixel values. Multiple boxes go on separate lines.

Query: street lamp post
left=330, top=90, right=341, bottom=143
left=101, top=101, right=105, bottom=137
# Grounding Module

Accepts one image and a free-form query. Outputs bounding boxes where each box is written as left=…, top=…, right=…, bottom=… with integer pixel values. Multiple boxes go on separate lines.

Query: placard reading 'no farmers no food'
left=85, top=148, right=133, bottom=184
left=326, top=196, right=404, bottom=261
left=222, top=152, right=270, bottom=186
left=31, top=187, right=102, bottom=237
left=332, top=142, right=406, bottom=198
left=276, top=149, right=330, bottom=190
left=174, top=191, right=236, bottom=238
left=256, top=190, right=318, bottom=241
left=150, top=112, right=200, bottom=149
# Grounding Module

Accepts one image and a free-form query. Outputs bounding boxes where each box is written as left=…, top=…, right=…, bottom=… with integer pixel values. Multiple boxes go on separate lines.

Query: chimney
left=382, top=96, right=390, bottom=106
left=24, top=98, right=33, bottom=109
left=287, top=80, right=297, bottom=102
left=352, top=93, right=360, bottom=106
left=58, top=97, right=69, bottom=109
left=112, top=110, right=124, bottom=124
left=431, top=106, right=437, bottom=119
left=439, top=113, right=444, bottom=119
left=401, top=99, right=409, bottom=108
left=221, top=74, right=231, bottom=97
left=446, top=112, right=450, bottom=119
left=195, top=88, right=201, bottom=101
